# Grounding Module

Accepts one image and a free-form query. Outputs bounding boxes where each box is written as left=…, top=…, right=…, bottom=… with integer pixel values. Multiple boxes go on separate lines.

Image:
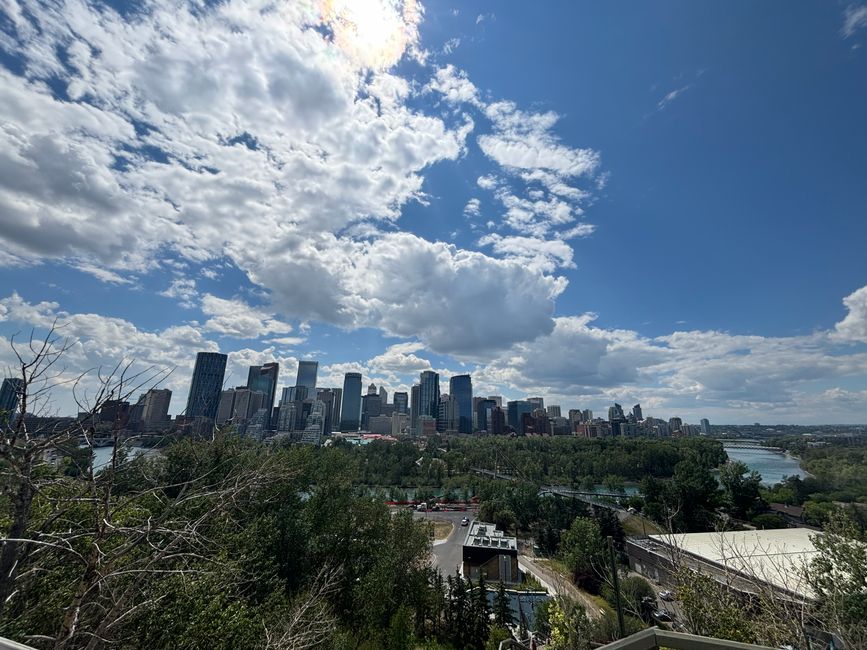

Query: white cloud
left=832, top=284, right=867, bottom=343
left=256, top=231, right=566, bottom=356
left=441, top=37, right=461, bottom=54
left=426, top=64, right=481, bottom=106
left=0, top=292, right=215, bottom=415
left=159, top=278, right=198, bottom=308
left=842, top=4, right=867, bottom=37
left=657, top=85, right=691, bottom=111
left=479, top=234, right=575, bottom=273
left=200, top=294, right=293, bottom=340
left=463, top=198, right=482, bottom=217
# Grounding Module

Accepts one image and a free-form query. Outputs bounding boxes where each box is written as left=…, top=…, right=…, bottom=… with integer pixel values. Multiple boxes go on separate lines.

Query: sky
left=1, top=0, right=867, bottom=424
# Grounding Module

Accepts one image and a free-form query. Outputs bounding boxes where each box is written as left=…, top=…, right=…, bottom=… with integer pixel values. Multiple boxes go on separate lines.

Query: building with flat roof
left=462, top=521, right=519, bottom=584
left=627, top=527, right=820, bottom=601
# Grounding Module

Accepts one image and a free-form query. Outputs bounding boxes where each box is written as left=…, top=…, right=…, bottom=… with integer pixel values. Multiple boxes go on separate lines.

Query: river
left=723, top=445, right=806, bottom=486
left=91, top=445, right=153, bottom=471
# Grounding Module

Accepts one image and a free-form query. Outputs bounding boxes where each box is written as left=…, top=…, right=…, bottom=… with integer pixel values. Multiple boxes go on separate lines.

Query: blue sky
left=1, top=0, right=867, bottom=423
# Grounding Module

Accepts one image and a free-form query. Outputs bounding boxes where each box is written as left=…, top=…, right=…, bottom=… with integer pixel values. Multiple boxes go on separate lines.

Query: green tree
left=808, top=511, right=867, bottom=649
left=677, top=568, right=756, bottom=643
left=493, top=581, right=513, bottom=628
left=545, top=597, right=593, bottom=650
left=559, top=517, right=605, bottom=592
left=719, top=460, right=764, bottom=519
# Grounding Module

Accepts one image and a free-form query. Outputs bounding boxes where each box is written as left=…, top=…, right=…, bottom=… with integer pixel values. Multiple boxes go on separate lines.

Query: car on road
left=658, top=590, right=675, bottom=601
left=460, top=517, right=470, bottom=526
left=653, top=610, right=672, bottom=622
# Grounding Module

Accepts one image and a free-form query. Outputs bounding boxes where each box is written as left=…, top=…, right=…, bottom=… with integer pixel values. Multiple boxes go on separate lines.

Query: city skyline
left=2, top=2, right=867, bottom=424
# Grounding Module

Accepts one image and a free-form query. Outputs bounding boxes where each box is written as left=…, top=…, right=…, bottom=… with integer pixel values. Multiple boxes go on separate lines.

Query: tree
left=544, top=597, right=592, bottom=650
left=493, top=581, right=513, bottom=628
left=719, top=461, right=764, bottom=519
left=676, top=568, right=757, bottom=643
left=470, top=574, right=490, bottom=650
left=559, top=517, right=605, bottom=592
left=808, top=511, right=867, bottom=649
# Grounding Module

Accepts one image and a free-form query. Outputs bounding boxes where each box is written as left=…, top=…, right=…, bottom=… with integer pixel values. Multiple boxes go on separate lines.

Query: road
left=413, top=509, right=472, bottom=577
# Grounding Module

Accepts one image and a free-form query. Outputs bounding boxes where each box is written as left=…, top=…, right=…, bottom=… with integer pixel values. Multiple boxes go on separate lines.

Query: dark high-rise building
left=316, top=388, right=338, bottom=434
left=331, top=388, right=342, bottom=432
left=248, top=363, right=279, bottom=428
left=100, top=400, right=130, bottom=427
left=490, top=406, right=506, bottom=435
left=546, top=405, right=561, bottom=418
left=700, top=418, right=711, bottom=435
left=295, top=361, right=318, bottom=394
left=475, top=398, right=497, bottom=433
left=449, top=374, right=473, bottom=434
left=216, top=389, right=235, bottom=424
left=632, top=404, right=643, bottom=421
left=361, top=392, right=382, bottom=430
left=379, top=385, right=388, bottom=405
left=506, top=400, right=533, bottom=434
left=141, top=388, right=172, bottom=426
left=419, top=371, right=440, bottom=421
left=186, top=352, right=227, bottom=420
left=410, top=384, right=420, bottom=433
left=340, top=372, right=362, bottom=431
left=0, top=377, right=24, bottom=417
left=393, top=391, right=408, bottom=415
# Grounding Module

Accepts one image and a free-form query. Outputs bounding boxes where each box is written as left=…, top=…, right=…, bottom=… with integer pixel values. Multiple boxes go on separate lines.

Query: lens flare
left=320, top=0, right=422, bottom=69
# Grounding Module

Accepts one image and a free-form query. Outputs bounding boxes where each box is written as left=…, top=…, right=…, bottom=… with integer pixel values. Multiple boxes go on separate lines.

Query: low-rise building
left=626, top=528, right=819, bottom=602
left=462, top=521, right=519, bottom=584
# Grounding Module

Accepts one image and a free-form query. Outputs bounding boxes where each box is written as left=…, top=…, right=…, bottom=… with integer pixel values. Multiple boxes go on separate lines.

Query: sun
left=320, top=0, right=421, bottom=70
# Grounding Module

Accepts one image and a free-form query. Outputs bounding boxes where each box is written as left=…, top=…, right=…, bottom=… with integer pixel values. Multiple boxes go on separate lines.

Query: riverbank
left=722, top=444, right=807, bottom=486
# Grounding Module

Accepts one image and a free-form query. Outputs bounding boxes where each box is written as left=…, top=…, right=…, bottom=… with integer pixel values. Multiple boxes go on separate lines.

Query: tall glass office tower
left=185, top=352, right=227, bottom=420
left=449, top=374, right=473, bottom=434
left=419, top=371, right=440, bottom=421
left=247, top=362, right=279, bottom=428
left=0, top=377, right=23, bottom=417
left=295, top=361, right=318, bottom=393
left=339, top=372, right=362, bottom=431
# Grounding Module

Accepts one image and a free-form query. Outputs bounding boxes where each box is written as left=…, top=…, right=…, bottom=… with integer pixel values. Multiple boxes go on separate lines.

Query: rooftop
left=646, top=527, right=819, bottom=599
left=463, top=521, right=518, bottom=552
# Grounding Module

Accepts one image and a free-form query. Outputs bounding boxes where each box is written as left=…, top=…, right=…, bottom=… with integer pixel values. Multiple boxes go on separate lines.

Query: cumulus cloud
left=479, top=234, right=575, bottom=273
left=470, top=309, right=867, bottom=422
left=159, top=278, right=198, bottom=308
left=832, top=284, right=867, bottom=343
left=463, top=198, right=482, bottom=217
left=252, top=232, right=566, bottom=356
left=0, top=0, right=575, bottom=356
left=200, top=294, right=293, bottom=339
left=426, top=64, right=482, bottom=106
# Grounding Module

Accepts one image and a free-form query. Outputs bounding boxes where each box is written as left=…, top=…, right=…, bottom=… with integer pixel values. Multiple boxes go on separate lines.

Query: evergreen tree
left=493, top=581, right=513, bottom=628
left=470, top=574, right=491, bottom=650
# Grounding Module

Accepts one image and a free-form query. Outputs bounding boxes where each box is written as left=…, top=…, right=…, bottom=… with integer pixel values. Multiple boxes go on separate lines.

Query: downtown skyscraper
left=339, top=372, right=362, bottom=431
left=247, top=362, right=279, bottom=428
left=449, top=374, right=473, bottom=434
left=185, top=352, right=227, bottom=420
left=419, top=370, right=440, bottom=421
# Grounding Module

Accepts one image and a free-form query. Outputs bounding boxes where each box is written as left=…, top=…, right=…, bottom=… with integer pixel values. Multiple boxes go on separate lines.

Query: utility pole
left=607, top=535, right=625, bottom=639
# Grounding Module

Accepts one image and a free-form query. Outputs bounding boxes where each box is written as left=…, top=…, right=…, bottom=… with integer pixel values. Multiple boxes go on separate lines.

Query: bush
left=751, top=513, right=788, bottom=530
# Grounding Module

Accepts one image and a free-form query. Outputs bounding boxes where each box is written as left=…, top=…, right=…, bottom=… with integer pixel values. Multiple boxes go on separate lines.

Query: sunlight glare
left=320, top=0, right=421, bottom=69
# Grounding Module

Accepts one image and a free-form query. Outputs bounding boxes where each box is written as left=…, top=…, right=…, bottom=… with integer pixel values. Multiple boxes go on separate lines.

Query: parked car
left=653, top=610, right=672, bottom=622
left=461, top=517, right=470, bottom=526
left=658, top=590, right=675, bottom=601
